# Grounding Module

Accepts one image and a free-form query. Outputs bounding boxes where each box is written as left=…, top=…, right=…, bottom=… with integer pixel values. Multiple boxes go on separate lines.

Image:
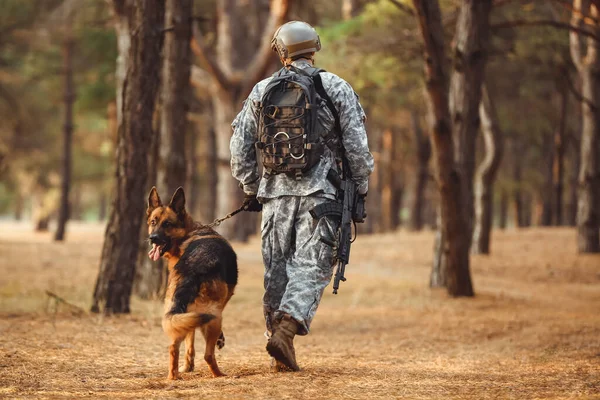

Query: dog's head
left=146, top=186, right=190, bottom=260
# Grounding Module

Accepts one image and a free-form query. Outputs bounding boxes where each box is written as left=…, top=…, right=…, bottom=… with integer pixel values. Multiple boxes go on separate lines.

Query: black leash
left=205, top=205, right=246, bottom=228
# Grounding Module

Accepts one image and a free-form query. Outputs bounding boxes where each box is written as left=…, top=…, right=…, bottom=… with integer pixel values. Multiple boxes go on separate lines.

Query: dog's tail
left=162, top=312, right=215, bottom=339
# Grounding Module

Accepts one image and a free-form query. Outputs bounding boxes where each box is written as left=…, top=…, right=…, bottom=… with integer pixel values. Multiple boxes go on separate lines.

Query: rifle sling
left=312, top=72, right=342, bottom=137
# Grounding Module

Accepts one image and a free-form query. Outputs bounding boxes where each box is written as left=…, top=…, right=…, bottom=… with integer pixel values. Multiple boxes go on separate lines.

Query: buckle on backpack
left=274, top=131, right=289, bottom=141
left=265, top=105, right=279, bottom=119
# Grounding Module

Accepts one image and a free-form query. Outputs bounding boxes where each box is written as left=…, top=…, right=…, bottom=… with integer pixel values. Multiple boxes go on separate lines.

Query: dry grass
left=0, top=221, right=599, bottom=399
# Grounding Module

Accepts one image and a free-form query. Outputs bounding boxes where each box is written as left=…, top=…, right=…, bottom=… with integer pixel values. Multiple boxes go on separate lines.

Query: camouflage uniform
left=230, top=60, right=373, bottom=335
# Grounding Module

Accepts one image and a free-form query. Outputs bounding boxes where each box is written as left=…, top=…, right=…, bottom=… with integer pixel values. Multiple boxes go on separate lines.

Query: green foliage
left=318, top=0, right=424, bottom=126
left=0, top=0, right=116, bottom=219
left=0, top=0, right=584, bottom=224
left=76, top=27, right=117, bottom=113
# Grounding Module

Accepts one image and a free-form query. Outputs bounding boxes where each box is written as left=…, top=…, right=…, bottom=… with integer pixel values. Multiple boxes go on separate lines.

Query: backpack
left=255, top=65, right=341, bottom=180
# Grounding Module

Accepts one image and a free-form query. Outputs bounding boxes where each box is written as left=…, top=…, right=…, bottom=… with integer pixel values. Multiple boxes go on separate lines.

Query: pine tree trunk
left=472, top=85, right=504, bottom=254
left=390, top=129, right=404, bottom=229
left=113, top=0, right=131, bottom=127
left=571, top=1, right=600, bottom=252
left=576, top=64, right=600, bottom=252
left=98, top=192, right=107, bottom=221
left=523, top=193, right=533, bottom=227
left=14, top=191, right=23, bottom=221
left=364, top=128, right=382, bottom=233
left=134, top=100, right=163, bottom=300
left=55, top=20, right=75, bottom=242
left=157, top=0, right=192, bottom=196
left=499, top=188, right=508, bottom=229
left=512, top=139, right=526, bottom=228
left=206, top=125, right=218, bottom=223
left=92, top=0, right=164, bottom=314
left=448, top=0, right=492, bottom=243
left=541, top=133, right=555, bottom=227
left=131, top=0, right=193, bottom=299
left=410, top=110, right=431, bottom=232
left=36, top=217, right=50, bottom=232
left=568, top=142, right=580, bottom=227
left=380, top=128, right=394, bottom=232
left=430, top=211, right=446, bottom=287
left=186, top=122, right=199, bottom=216
left=413, top=0, right=478, bottom=296
left=342, top=0, right=361, bottom=20
left=553, top=82, right=568, bottom=226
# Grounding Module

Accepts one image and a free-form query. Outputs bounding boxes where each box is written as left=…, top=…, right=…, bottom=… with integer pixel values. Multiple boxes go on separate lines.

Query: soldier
left=230, top=21, right=373, bottom=372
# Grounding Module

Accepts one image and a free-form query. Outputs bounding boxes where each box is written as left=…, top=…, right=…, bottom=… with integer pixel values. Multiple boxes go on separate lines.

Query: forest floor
left=0, top=222, right=599, bottom=399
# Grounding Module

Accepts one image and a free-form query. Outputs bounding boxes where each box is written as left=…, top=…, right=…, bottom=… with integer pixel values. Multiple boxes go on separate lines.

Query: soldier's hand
left=242, top=194, right=263, bottom=212
left=353, top=192, right=367, bottom=223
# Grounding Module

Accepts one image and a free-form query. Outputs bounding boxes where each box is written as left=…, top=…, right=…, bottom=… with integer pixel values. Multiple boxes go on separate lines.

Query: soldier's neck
left=288, top=58, right=314, bottom=67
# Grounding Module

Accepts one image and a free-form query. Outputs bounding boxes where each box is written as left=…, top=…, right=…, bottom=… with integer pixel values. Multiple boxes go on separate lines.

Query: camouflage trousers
left=261, top=195, right=338, bottom=335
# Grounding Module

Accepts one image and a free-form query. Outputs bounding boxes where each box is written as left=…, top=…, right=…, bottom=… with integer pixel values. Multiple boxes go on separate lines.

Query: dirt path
left=0, top=223, right=598, bottom=399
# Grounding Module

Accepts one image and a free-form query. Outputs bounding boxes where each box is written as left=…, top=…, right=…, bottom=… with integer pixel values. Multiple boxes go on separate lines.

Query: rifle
left=309, top=71, right=366, bottom=293
left=310, top=163, right=366, bottom=294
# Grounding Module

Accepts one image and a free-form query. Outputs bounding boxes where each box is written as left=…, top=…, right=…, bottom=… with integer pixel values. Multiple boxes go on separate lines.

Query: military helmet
left=271, top=21, right=321, bottom=59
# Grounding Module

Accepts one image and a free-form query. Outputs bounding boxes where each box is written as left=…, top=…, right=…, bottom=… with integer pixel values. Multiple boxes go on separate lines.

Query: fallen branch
left=45, top=290, right=86, bottom=316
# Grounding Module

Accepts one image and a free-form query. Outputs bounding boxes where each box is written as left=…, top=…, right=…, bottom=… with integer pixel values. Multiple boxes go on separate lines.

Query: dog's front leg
left=180, top=330, right=195, bottom=373
left=168, top=339, right=183, bottom=380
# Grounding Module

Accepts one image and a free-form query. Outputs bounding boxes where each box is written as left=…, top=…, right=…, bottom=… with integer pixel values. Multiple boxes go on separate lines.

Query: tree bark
left=512, top=139, right=526, bottom=227
left=380, top=128, right=395, bottom=231
left=571, top=1, right=600, bottom=252
left=206, top=125, right=218, bottom=223
left=186, top=121, right=199, bottom=216
left=14, top=191, right=23, bottom=221
left=134, top=97, right=163, bottom=300
left=523, top=192, right=533, bottom=227
left=410, top=110, right=431, bottom=232
left=364, top=127, right=382, bottom=233
left=430, top=211, right=446, bottom=287
left=157, top=0, right=192, bottom=196
left=472, top=85, right=504, bottom=254
left=54, top=16, right=75, bottom=242
left=568, top=136, right=580, bottom=226
left=36, top=217, right=50, bottom=232
left=412, top=0, right=475, bottom=297
left=342, top=0, right=361, bottom=20
left=499, top=188, right=508, bottom=229
left=553, top=80, right=568, bottom=226
left=92, top=0, right=164, bottom=314
left=112, top=0, right=132, bottom=127
left=390, top=128, right=404, bottom=229
left=98, top=192, right=107, bottom=221
left=448, top=0, right=493, bottom=242
left=541, top=132, right=555, bottom=227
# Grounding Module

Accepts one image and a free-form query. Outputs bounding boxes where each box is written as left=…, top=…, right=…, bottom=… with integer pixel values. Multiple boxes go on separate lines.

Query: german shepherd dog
left=146, top=186, right=238, bottom=380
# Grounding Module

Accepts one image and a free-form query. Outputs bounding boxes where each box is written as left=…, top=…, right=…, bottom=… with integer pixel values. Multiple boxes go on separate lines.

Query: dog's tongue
left=148, top=244, right=161, bottom=261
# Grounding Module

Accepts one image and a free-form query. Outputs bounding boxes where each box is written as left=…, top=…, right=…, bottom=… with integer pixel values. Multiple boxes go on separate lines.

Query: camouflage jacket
left=230, top=60, right=374, bottom=200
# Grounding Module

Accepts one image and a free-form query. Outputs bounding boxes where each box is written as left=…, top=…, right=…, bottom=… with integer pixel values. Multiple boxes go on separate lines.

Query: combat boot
left=270, top=358, right=293, bottom=372
left=267, top=320, right=289, bottom=372
left=266, top=314, right=300, bottom=371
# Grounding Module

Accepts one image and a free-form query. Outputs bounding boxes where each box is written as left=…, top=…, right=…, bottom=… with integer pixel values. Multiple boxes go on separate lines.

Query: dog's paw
left=167, top=372, right=182, bottom=380
left=217, top=332, right=225, bottom=350
left=179, top=364, right=194, bottom=373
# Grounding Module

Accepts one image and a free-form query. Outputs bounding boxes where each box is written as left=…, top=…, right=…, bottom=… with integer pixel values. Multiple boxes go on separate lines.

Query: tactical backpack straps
left=311, top=70, right=342, bottom=136
left=292, top=66, right=342, bottom=135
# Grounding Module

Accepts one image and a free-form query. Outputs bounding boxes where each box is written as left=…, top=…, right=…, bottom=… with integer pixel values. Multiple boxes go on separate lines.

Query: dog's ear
left=168, top=187, right=186, bottom=217
left=147, top=187, right=162, bottom=216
